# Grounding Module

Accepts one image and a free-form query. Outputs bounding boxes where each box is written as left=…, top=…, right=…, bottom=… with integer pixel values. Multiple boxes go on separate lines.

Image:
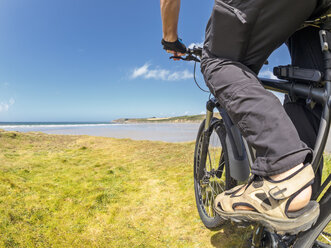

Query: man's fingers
left=166, top=50, right=185, bottom=56
left=166, top=50, right=186, bottom=61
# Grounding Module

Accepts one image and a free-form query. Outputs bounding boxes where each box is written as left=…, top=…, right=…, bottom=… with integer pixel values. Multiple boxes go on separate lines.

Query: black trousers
left=201, top=0, right=318, bottom=176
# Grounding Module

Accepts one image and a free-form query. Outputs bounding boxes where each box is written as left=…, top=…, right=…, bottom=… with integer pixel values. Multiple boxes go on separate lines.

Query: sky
left=0, top=0, right=291, bottom=122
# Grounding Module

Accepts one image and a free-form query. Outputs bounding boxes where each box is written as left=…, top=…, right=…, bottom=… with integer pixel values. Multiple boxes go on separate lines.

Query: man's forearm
left=160, top=0, right=180, bottom=42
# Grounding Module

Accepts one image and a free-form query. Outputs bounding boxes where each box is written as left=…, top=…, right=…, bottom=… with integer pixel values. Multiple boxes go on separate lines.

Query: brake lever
left=169, top=56, right=183, bottom=61
left=169, top=54, right=200, bottom=62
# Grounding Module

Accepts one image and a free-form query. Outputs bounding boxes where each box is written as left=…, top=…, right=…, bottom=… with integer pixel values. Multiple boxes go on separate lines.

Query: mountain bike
left=173, top=15, right=331, bottom=248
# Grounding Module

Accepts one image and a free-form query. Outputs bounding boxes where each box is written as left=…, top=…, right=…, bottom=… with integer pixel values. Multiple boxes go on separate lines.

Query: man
left=160, top=0, right=328, bottom=234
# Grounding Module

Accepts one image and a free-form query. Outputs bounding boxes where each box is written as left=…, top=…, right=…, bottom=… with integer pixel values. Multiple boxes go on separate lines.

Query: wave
left=0, top=123, right=117, bottom=129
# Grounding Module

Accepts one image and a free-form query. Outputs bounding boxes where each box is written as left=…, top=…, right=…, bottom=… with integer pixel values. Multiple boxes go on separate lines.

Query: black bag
left=311, top=0, right=331, bottom=18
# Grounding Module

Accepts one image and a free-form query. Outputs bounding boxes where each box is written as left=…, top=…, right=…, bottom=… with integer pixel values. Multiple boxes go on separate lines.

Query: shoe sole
left=214, top=201, right=320, bottom=235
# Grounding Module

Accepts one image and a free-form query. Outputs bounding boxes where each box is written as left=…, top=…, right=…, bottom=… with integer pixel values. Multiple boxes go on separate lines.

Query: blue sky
left=0, top=0, right=290, bottom=122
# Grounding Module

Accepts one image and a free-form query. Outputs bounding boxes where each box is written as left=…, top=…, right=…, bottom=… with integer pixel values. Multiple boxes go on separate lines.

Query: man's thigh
left=204, top=0, right=317, bottom=73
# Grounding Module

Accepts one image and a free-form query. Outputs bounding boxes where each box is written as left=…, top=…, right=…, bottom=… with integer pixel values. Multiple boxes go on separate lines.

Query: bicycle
left=172, top=14, right=331, bottom=248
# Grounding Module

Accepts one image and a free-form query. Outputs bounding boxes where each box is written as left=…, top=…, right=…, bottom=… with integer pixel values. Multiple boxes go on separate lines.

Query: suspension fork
left=196, top=99, right=218, bottom=182
left=197, top=99, right=216, bottom=178
left=205, top=98, right=217, bottom=131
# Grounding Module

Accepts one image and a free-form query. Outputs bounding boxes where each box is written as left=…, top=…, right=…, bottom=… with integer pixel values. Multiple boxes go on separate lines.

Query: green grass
left=0, top=130, right=329, bottom=247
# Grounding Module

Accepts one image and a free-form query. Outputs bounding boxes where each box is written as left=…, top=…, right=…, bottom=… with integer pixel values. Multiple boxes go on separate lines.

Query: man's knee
left=201, top=53, right=260, bottom=105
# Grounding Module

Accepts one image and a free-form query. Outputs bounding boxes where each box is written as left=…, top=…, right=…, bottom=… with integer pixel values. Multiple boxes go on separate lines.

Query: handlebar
left=169, top=46, right=202, bottom=62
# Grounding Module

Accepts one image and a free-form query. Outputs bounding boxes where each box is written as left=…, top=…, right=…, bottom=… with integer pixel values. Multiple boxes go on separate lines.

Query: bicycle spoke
left=215, top=179, right=225, bottom=193
left=203, top=188, right=207, bottom=212
left=207, top=150, right=212, bottom=171
left=195, top=119, right=239, bottom=222
left=209, top=183, right=216, bottom=200
left=321, top=233, right=331, bottom=245
left=203, top=131, right=225, bottom=217
left=206, top=195, right=210, bottom=216
left=212, top=133, right=216, bottom=170
left=210, top=182, right=216, bottom=215
left=209, top=182, right=217, bottom=196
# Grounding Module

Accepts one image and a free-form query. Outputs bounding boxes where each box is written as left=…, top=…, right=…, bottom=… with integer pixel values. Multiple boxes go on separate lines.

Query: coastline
left=2, top=119, right=331, bottom=152
left=112, top=113, right=222, bottom=124
left=0, top=122, right=201, bottom=143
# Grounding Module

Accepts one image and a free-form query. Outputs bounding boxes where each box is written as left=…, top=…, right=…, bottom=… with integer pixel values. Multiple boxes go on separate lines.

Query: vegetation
left=0, top=130, right=329, bottom=247
left=113, top=113, right=221, bottom=123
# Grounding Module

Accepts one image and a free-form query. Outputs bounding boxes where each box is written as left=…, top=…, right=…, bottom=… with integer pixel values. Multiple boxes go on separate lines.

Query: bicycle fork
left=204, top=105, right=213, bottom=132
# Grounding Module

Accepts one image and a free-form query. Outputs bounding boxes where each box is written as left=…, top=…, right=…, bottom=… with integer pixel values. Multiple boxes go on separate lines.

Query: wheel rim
left=196, top=128, right=226, bottom=218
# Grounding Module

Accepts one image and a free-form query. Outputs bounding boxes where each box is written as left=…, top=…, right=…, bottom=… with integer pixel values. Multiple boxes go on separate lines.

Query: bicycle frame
left=203, top=29, right=331, bottom=248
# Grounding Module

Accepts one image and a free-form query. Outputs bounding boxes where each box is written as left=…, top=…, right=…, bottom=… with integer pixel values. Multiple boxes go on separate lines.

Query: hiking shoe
left=214, top=164, right=320, bottom=234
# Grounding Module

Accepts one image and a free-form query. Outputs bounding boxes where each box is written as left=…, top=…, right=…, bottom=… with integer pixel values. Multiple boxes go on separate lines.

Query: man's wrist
left=161, top=37, right=187, bottom=54
left=162, top=33, right=178, bottom=43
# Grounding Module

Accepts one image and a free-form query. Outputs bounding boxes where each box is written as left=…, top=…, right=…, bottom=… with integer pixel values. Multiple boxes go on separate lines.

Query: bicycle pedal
left=230, top=218, right=251, bottom=228
left=237, top=223, right=251, bottom=228
left=231, top=218, right=243, bottom=224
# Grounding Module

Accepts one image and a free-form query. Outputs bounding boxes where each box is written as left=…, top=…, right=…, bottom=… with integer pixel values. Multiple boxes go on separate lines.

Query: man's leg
left=202, top=0, right=317, bottom=177
left=201, top=0, right=319, bottom=232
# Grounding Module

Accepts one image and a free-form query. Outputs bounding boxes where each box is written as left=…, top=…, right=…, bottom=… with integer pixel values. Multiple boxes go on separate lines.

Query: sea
left=0, top=122, right=200, bottom=143
left=2, top=122, right=331, bottom=152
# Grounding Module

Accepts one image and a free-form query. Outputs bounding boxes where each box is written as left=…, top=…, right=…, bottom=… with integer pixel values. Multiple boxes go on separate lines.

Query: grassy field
left=0, top=130, right=329, bottom=247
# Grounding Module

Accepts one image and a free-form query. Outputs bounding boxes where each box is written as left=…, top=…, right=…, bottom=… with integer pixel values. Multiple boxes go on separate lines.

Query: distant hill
left=112, top=113, right=221, bottom=123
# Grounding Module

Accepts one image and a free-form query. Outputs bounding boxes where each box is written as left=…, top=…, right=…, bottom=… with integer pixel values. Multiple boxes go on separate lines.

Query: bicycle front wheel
left=194, top=118, right=237, bottom=230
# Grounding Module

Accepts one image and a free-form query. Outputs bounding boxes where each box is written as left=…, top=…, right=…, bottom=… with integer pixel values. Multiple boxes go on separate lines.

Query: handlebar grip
left=161, top=38, right=187, bottom=54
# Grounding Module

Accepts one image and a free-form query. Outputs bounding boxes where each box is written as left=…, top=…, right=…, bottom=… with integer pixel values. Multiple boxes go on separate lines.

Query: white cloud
left=167, top=70, right=192, bottom=81
left=188, top=42, right=204, bottom=49
left=259, top=70, right=284, bottom=102
left=0, top=103, right=9, bottom=112
left=131, top=63, right=193, bottom=81
left=132, top=64, right=150, bottom=78
left=270, top=91, right=285, bottom=103
left=145, top=68, right=169, bottom=80
left=0, top=98, right=15, bottom=112
left=9, top=98, right=15, bottom=105
left=259, top=70, right=277, bottom=80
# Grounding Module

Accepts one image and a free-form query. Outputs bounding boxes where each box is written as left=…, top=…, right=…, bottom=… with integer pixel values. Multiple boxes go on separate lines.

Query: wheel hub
left=201, top=169, right=217, bottom=185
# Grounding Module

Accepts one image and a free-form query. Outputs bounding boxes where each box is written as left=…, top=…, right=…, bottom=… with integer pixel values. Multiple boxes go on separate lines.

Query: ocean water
left=0, top=122, right=201, bottom=143
left=2, top=122, right=331, bottom=151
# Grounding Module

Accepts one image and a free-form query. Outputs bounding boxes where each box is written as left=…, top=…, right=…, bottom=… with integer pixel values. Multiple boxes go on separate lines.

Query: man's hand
left=161, top=38, right=187, bottom=60
left=160, top=0, right=183, bottom=60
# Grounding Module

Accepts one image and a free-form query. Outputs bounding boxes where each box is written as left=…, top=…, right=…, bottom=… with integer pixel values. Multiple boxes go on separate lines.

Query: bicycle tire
left=292, top=186, right=331, bottom=248
left=194, top=117, right=237, bottom=230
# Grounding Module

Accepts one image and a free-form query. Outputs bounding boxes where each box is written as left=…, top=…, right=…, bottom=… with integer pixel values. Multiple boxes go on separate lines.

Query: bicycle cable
left=194, top=61, right=210, bottom=93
